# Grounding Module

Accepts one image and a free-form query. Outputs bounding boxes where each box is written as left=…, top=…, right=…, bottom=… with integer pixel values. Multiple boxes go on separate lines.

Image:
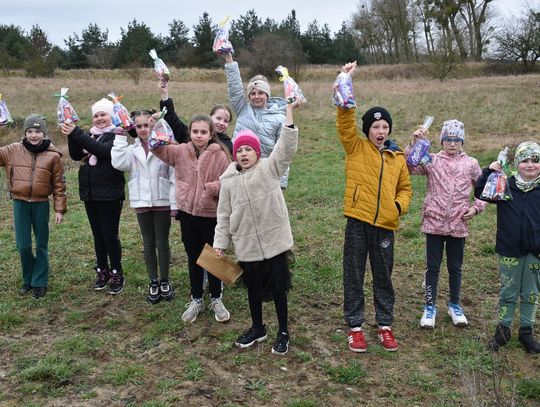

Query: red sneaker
left=348, top=328, right=367, bottom=353
left=378, top=327, right=398, bottom=351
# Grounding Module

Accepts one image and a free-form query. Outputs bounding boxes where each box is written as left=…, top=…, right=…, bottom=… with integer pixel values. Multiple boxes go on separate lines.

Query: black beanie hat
left=361, top=106, right=392, bottom=136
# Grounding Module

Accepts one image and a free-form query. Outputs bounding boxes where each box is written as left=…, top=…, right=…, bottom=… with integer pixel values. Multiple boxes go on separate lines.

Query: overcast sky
left=1, top=0, right=535, bottom=48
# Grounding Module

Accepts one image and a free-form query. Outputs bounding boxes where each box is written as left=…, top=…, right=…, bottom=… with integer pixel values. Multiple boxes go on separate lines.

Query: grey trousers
left=343, top=217, right=395, bottom=327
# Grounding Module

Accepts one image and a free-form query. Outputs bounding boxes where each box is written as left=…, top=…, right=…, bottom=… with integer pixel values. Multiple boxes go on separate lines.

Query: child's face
left=134, top=115, right=152, bottom=141
left=93, top=111, right=113, bottom=129
left=249, top=89, right=268, bottom=109
left=236, top=145, right=258, bottom=170
left=367, top=120, right=389, bottom=150
left=517, top=158, right=540, bottom=181
left=211, top=108, right=231, bottom=134
left=190, top=121, right=212, bottom=151
left=441, top=137, right=463, bottom=155
left=25, top=128, right=45, bottom=145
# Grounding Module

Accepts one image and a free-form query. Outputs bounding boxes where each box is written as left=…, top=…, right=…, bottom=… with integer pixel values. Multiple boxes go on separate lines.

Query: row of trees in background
left=353, top=0, right=539, bottom=70
left=0, top=2, right=538, bottom=79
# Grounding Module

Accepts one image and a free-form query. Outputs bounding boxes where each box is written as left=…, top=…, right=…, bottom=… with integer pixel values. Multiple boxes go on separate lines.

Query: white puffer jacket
left=111, top=135, right=177, bottom=209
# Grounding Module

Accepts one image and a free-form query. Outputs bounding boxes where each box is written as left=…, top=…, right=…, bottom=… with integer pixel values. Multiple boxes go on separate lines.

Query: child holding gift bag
left=213, top=101, right=301, bottom=356
left=151, top=114, right=231, bottom=323
left=61, top=98, right=126, bottom=294
left=404, top=119, right=487, bottom=329
left=158, top=82, right=233, bottom=153
left=111, top=109, right=177, bottom=304
left=475, top=141, right=540, bottom=354
left=0, top=114, right=66, bottom=299
left=336, top=61, right=412, bottom=353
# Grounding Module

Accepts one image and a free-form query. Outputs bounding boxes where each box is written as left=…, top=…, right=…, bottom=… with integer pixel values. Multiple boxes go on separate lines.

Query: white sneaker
left=182, top=298, right=204, bottom=323
left=448, top=303, right=468, bottom=327
left=420, top=305, right=436, bottom=329
left=209, top=298, right=230, bottom=322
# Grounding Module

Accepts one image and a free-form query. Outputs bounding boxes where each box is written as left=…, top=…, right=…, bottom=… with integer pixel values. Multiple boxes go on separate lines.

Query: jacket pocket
left=158, top=177, right=171, bottom=200
left=127, top=178, right=141, bottom=201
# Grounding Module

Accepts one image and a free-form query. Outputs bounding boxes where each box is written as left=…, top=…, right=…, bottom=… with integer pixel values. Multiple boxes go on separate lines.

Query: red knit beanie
left=233, top=130, right=261, bottom=161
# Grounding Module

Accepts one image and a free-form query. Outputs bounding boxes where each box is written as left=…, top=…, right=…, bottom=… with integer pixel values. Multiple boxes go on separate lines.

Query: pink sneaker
left=378, top=326, right=398, bottom=351
left=348, top=328, right=367, bottom=353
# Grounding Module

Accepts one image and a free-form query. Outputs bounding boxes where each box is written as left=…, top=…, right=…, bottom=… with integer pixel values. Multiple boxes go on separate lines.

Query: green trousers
left=13, top=199, right=50, bottom=288
left=498, top=253, right=540, bottom=328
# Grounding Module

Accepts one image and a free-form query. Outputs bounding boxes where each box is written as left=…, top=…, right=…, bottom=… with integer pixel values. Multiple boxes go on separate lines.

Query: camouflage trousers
left=498, top=253, right=540, bottom=327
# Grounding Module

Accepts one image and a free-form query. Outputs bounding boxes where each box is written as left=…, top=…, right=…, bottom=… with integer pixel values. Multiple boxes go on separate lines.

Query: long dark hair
left=189, top=114, right=232, bottom=161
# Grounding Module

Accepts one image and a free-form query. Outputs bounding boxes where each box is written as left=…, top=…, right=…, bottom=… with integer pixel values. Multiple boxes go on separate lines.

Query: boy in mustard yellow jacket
left=336, top=62, right=412, bottom=353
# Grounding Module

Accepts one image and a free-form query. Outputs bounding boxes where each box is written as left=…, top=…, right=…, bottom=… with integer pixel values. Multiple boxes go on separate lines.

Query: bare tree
left=494, top=7, right=540, bottom=71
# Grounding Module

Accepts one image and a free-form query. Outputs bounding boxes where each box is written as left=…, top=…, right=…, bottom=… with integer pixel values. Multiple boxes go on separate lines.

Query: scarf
left=515, top=173, right=540, bottom=193
left=85, top=125, right=116, bottom=166
left=22, top=139, right=51, bottom=154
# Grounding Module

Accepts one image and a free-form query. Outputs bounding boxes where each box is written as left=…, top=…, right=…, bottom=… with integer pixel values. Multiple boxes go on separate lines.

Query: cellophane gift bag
left=55, top=87, right=79, bottom=125
left=275, top=65, right=307, bottom=104
left=149, top=107, right=175, bottom=148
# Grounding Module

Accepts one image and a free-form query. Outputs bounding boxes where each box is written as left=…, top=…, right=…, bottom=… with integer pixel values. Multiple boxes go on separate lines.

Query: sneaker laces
left=349, top=329, right=364, bottom=343
left=96, top=267, right=109, bottom=280
left=379, top=327, right=395, bottom=343
left=109, top=270, right=122, bottom=285
left=450, top=304, right=464, bottom=316
left=425, top=306, right=435, bottom=318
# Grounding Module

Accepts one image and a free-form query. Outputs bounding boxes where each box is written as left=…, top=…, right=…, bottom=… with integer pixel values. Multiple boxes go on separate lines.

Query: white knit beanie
left=91, top=98, right=114, bottom=117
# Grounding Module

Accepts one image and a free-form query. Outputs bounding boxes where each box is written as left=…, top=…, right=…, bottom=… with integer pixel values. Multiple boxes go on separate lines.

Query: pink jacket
left=153, top=142, right=230, bottom=218
left=404, top=147, right=487, bottom=238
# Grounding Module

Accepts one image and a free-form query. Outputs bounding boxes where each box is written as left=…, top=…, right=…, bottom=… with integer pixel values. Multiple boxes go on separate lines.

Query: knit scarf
left=85, top=125, right=116, bottom=166
left=22, top=139, right=51, bottom=153
left=515, top=173, right=540, bottom=192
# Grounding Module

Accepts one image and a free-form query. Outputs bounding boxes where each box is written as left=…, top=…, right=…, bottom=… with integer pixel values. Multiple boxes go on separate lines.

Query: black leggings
left=84, top=200, right=123, bottom=271
left=241, top=252, right=290, bottom=333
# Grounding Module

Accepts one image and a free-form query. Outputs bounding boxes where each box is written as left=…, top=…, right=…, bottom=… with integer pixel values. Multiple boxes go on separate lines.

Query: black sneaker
left=19, top=284, right=32, bottom=296
left=94, top=267, right=110, bottom=290
left=32, top=287, right=47, bottom=299
left=108, top=269, right=124, bottom=295
left=235, top=325, right=267, bottom=348
left=271, top=331, right=290, bottom=355
left=160, top=280, right=175, bottom=301
left=146, top=280, right=161, bottom=304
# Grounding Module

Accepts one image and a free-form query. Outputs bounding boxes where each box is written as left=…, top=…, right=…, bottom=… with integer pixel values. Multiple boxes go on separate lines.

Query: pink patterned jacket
left=404, top=147, right=487, bottom=238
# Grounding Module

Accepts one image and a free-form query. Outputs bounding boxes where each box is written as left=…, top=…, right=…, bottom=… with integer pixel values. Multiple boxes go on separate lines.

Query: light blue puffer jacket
left=225, top=61, right=290, bottom=188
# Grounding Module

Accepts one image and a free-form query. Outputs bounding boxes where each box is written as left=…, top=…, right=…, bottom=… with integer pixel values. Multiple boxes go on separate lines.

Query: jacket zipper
left=28, top=153, right=37, bottom=201
left=373, top=151, right=384, bottom=224
left=242, top=173, right=265, bottom=257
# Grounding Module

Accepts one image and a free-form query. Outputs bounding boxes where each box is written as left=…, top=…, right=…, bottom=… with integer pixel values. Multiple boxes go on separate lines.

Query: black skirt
left=239, top=251, right=291, bottom=302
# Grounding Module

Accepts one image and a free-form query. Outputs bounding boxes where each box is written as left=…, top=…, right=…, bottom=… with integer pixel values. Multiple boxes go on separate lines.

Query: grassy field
left=0, top=67, right=539, bottom=407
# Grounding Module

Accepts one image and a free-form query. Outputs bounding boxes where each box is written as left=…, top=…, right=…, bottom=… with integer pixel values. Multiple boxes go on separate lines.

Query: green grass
left=0, top=71, right=539, bottom=406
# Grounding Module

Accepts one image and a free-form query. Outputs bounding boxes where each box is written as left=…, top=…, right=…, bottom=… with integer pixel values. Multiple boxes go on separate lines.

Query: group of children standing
left=1, top=59, right=538, bottom=356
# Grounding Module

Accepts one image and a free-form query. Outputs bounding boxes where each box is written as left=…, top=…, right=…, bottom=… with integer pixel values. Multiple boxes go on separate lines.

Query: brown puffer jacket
left=0, top=142, right=67, bottom=213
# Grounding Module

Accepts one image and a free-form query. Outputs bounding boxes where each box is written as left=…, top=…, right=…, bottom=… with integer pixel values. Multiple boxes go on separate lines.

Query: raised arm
left=223, top=52, right=248, bottom=116
left=158, top=82, right=189, bottom=143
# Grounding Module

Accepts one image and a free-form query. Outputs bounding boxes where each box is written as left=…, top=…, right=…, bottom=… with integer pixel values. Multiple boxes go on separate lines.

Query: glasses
left=442, top=137, right=462, bottom=144
left=135, top=123, right=150, bottom=129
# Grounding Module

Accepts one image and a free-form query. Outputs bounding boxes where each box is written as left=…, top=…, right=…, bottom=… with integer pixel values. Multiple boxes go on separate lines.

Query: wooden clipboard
left=196, top=244, right=243, bottom=286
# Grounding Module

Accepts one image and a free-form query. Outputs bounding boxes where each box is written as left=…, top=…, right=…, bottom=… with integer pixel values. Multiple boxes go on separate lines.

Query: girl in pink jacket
left=405, top=119, right=486, bottom=329
left=152, top=114, right=231, bottom=324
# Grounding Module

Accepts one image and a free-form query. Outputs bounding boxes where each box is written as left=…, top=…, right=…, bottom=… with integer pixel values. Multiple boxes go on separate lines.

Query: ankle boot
left=518, top=326, right=540, bottom=354
left=487, top=324, right=511, bottom=351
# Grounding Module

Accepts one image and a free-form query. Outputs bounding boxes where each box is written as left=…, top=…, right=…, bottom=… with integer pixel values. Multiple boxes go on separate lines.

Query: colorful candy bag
left=275, top=65, right=307, bottom=104
left=407, top=116, right=434, bottom=166
left=212, top=16, right=234, bottom=54
left=481, top=147, right=512, bottom=201
left=108, top=92, right=134, bottom=130
left=148, top=49, right=170, bottom=83
left=333, top=71, right=356, bottom=109
left=55, top=88, right=79, bottom=125
left=149, top=107, right=175, bottom=148
left=0, top=94, right=13, bottom=126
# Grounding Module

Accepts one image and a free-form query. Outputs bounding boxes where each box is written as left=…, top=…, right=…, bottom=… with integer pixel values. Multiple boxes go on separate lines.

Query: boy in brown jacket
left=0, top=114, right=66, bottom=298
